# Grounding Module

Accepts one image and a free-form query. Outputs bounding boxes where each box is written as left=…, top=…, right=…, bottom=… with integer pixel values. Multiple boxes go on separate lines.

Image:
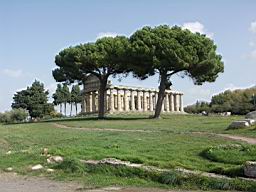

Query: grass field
left=1, top=114, right=256, bottom=191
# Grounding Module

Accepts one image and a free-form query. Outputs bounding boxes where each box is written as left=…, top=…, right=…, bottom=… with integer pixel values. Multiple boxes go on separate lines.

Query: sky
left=0, top=0, right=256, bottom=112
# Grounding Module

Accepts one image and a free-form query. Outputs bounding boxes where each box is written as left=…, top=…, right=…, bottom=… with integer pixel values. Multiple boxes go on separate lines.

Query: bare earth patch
left=192, top=132, right=256, bottom=145
left=52, top=123, right=155, bottom=133
left=0, top=172, right=204, bottom=192
left=53, top=122, right=256, bottom=144
left=0, top=172, right=82, bottom=192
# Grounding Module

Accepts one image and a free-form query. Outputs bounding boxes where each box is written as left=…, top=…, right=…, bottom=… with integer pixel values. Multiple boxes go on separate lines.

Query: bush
left=201, top=144, right=256, bottom=165
left=0, top=108, right=29, bottom=123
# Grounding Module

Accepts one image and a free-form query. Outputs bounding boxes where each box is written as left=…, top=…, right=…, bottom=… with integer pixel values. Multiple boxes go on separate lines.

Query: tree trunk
left=75, top=103, right=78, bottom=115
left=70, top=103, right=72, bottom=117
left=153, top=73, right=167, bottom=119
left=98, top=77, right=108, bottom=119
left=60, top=104, right=62, bottom=114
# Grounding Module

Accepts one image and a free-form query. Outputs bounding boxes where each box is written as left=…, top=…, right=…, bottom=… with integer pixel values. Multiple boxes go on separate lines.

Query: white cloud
left=1, top=69, right=23, bottom=78
left=249, top=49, right=256, bottom=60
left=249, top=21, right=256, bottom=33
left=46, top=82, right=57, bottom=97
left=182, top=21, right=214, bottom=38
left=248, top=21, right=256, bottom=61
left=249, top=41, right=255, bottom=47
left=220, top=83, right=255, bottom=92
left=96, top=32, right=119, bottom=39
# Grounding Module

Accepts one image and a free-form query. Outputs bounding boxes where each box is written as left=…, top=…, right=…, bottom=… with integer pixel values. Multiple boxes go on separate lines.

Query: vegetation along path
left=192, top=132, right=256, bottom=145
left=53, top=122, right=256, bottom=144
left=52, top=122, right=156, bottom=133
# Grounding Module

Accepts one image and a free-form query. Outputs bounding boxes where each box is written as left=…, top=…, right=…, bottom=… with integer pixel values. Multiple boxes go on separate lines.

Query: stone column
left=175, top=94, right=180, bottom=112
left=130, top=89, right=135, bottom=111
left=143, top=91, right=147, bottom=111
left=114, top=94, right=117, bottom=110
left=109, top=88, right=115, bottom=113
left=95, top=93, right=99, bottom=112
left=88, top=92, right=93, bottom=112
left=170, top=93, right=174, bottom=111
left=92, top=91, right=96, bottom=112
left=137, top=90, right=142, bottom=111
left=149, top=91, right=153, bottom=111
left=165, top=93, right=170, bottom=112
left=81, top=96, right=85, bottom=113
left=180, top=94, right=184, bottom=112
left=124, top=89, right=129, bottom=111
left=117, top=88, right=122, bottom=111
left=162, top=96, right=165, bottom=112
left=104, top=91, right=107, bottom=112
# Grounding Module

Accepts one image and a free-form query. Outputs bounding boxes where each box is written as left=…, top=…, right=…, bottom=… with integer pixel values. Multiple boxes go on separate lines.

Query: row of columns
left=82, top=88, right=184, bottom=113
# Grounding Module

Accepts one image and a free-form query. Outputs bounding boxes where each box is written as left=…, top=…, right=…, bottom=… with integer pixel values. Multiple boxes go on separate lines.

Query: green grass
left=1, top=114, right=256, bottom=191
left=202, top=144, right=256, bottom=165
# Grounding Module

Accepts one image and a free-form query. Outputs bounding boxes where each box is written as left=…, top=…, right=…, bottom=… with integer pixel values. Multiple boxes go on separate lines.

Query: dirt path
left=53, top=122, right=256, bottom=145
left=0, top=172, right=205, bottom=192
left=192, top=132, right=256, bottom=145
left=52, top=123, right=155, bottom=133
left=0, top=172, right=82, bottom=192
left=217, top=133, right=256, bottom=144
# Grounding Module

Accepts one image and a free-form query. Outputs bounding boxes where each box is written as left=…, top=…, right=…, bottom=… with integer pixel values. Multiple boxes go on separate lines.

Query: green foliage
left=129, top=25, right=224, bottom=84
left=129, top=25, right=224, bottom=118
left=53, top=36, right=131, bottom=118
left=184, top=101, right=211, bottom=114
left=211, top=87, right=256, bottom=115
left=201, top=144, right=256, bottom=165
left=185, top=87, right=256, bottom=115
left=52, top=158, right=85, bottom=173
left=0, top=108, right=28, bottom=123
left=210, top=166, right=244, bottom=177
left=71, top=84, right=82, bottom=115
left=12, top=80, right=53, bottom=118
left=52, top=84, right=64, bottom=106
left=2, top=114, right=256, bottom=190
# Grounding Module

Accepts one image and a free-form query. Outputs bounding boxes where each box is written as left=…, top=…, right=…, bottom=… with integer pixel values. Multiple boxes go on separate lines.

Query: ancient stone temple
left=81, top=75, right=184, bottom=113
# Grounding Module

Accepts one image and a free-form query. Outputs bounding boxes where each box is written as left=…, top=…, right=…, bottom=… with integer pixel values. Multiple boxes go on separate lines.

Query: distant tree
left=211, top=87, right=256, bottom=115
left=71, top=84, right=82, bottom=115
left=129, top=25, right=224, bottom=118
left=62, top=84, right=70, bottom=116
left=53, top=36, right=130, bottom=119
left=0, top=108, right=29, bottom=123
left=184, top=101, right=210, bottom=114
left=12, top=80, right=52, bottom=118
left=53, top=84, right=64, bottom=113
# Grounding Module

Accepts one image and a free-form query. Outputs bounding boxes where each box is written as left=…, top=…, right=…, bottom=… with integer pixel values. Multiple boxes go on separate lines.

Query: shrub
left=0, top=108, right=29, bottom=123
left=200, top=144, right=256, bottom=165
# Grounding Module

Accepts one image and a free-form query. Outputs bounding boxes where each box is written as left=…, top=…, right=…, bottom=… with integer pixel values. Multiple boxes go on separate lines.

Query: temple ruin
left=81, top=75, right=184, bottom=113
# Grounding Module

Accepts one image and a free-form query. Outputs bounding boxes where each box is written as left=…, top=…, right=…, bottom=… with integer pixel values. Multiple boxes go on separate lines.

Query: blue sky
left=0, top=0, right=256, bottom=112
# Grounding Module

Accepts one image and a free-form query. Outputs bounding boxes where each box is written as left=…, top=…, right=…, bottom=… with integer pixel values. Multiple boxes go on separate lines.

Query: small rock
left=47, top=156, right=64, bottom=164
left=245, top=111, right=256, bottom=120
left=31, top=164, right=43, bottom=171
left=227, top=121, right=250, bottom=129
left=46, top=168, right=54, bottom=173
left=243, top=119, right=256, bottom=126
left=42, top=148, right=49, bottom=156
left=244, top=161, right=256, bottom=178
left=6, top=167, right=13, bottom=172
left=6, top=151, right=12, bottom=155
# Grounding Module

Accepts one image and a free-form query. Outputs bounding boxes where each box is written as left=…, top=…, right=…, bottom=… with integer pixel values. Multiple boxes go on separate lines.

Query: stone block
left=243, top=119, right=256, bottom=126
left=244, top=161, right=256, bottom=178
left=227, top=121, right=250, bottom=129
left=245, top=111, right=256, bottom=120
